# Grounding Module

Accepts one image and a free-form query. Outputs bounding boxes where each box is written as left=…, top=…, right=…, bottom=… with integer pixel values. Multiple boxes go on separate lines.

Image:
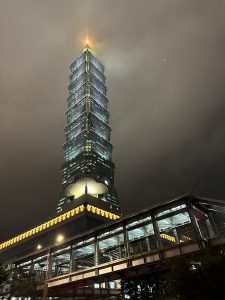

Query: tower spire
left=57, top=43, right=121, bottom=214
left=84, top=38, right=90, bottom=52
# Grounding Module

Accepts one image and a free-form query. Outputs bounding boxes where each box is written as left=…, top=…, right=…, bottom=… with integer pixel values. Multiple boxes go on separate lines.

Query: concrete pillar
left=43, top=248, right=51, bottom=300
left=30, top=259, right=34, bottom=273
left=208, top=211, right=219, bottom=237
left=205, top=218, right=215, bottom=238
left=47, top=249, right=52, bottom=279
left=94, top=236, right=99, bottom=266
left=173, top=228, right=179, bottom=243
left=69, top=245, right=74, bottom=273
left=144, top=226, right=150, bottom=251
left=186, top=204, right=204, bottom=240
left=151, top=214, right=162, bottom=249
left=122, top=223, right=130, bottom=257
left=151, top=213, right=165, bottom=260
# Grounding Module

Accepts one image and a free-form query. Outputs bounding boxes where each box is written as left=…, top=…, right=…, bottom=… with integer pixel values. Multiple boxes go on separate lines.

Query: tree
left=0, top=262, right=8, bottom=287
left=121, top=269, right=171, bottom=299
left=166, top=245, right=225, bottom=299
left=10, top=268, right=37, bottom=299
left=121, top=245, right=225, bottom=300
left=0, top=261, right=9, bottom=299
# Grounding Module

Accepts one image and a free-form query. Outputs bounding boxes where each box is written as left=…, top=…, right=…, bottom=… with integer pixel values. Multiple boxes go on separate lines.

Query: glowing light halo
left=56, top=234, right=65, bottom=243
left=65, top=177, right=109, bottom=199
left=83, top=37, right=96, bottom=50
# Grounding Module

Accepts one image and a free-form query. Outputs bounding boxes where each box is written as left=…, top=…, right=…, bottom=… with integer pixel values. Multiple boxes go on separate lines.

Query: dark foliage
left=0, top=262, right=8, bottom=286
left=10, top=268, right=37, bottom=298
left=122, top=245, right=225, bottom=300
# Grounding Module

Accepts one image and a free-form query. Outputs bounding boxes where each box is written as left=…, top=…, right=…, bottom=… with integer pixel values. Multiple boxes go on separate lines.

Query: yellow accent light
left=0, top=205, right=120, bottom=250
left=160, top=233, right=176, bottom=243
left=160, top=233, right=188, bottom=243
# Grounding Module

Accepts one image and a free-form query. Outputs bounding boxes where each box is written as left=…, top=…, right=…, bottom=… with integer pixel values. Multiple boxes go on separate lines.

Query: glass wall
left=16, top=260, right=32, bottom=274
left=14, top=199, right=225, bottom=284
left=72, top=238, right=95, bottom=271
left=33, top=255, right=47, bottom=282
left=210, top=205, right=225, bottom=236
left=193, top=203, right=224, bottom=238
left=51, top=246, right=71, bottom=278
left=98, top=227, right=125, bottom=264
left=126, top=216, right=157, bottom=255
left=156, top=207, right=196, bottom=247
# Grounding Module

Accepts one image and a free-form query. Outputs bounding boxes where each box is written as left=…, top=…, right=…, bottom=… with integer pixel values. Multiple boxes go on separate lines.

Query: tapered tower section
left=57, top=43, right=120, bottom=214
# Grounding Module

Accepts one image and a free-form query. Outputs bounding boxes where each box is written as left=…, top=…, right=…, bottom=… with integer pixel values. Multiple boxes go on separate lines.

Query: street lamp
left=42, top=233, right=65, bottom=300
left=56, top=234, right=64, bottom=243
left=37, top=244, right=42, bottom=250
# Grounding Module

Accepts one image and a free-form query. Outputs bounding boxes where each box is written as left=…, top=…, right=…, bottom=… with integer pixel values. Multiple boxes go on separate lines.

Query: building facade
left=58, top=44, right=120, bottom=213
left=1, top=194, right=225, bottom=298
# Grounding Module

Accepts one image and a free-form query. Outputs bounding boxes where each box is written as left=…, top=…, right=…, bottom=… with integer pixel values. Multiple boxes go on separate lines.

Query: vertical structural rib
left=57, top=44, right=120, bottom=213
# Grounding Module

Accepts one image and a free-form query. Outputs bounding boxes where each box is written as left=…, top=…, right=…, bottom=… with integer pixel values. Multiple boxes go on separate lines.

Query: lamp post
left=42, top=248, right=50, bottom=300
left=39, top=234, right=65, bottom=300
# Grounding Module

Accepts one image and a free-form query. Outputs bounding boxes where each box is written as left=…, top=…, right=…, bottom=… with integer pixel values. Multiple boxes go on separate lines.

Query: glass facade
left=10, top=196, right=225, bottom=289
left=126, top=216, right=157, bottom=254
left=98, top=227, right=125, bottom=264
left=57, top=45, right=120, bottom=213
left=157, top=209, right=196, bottom=246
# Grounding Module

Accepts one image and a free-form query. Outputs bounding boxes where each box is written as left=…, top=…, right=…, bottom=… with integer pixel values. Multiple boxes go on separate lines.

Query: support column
left=94, top=236, right=99, bottom=266
left=186, top=205, right=203, bottom=240
left=69, top=245, right=75, bottom=273
left=30, top=259, right=34, bottom=272
left=116, top=236, right=123, bottom=258
left=151, top=214, right=165, bottom=260
left=47, top=249, right=52, bottom=279
left=144, top=226, right=150, bottom=251
left=43, top=248, right=51, bottom=300
left=173, top=228, right=179, bottom=244
left=205, top=218, right=216, bottom=238
left=151, top=214, right=162, bottom=249
left=123, top=223, right=130, bottom=258
left=208, top=211, right=219, bottom=237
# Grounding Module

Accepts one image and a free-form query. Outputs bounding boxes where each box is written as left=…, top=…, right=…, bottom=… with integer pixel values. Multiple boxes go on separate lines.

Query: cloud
left=0, top=0, right=225, bottom=240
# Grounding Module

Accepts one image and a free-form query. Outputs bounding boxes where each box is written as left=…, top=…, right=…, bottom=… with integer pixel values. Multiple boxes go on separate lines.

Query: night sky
left=0, top=0, right=225, bottom=241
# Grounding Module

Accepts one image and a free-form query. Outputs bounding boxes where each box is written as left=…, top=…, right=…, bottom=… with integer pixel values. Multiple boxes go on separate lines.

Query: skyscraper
left=57, top=42, right=120, bottom=214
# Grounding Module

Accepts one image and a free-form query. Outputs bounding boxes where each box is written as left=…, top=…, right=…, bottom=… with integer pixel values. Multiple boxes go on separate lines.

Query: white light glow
left=65, top=177, right=108, bottom=199
left=56, top=234, right=64, bottom=243
left=37, top=244, right=42, bottom=250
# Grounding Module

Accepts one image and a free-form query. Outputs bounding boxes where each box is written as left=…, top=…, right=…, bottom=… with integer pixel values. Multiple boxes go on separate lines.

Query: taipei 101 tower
left=57, top=41, right=121, bottom=215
